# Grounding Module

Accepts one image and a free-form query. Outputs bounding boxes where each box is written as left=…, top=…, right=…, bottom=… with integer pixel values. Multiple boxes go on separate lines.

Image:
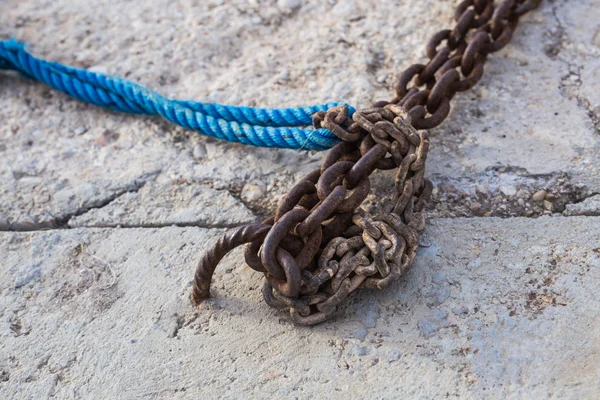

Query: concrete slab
left=1, top=217, right=599, bottom=398
left=1, top=0, right=599, bottom=226
left=1, top=0, right=600, bottom=398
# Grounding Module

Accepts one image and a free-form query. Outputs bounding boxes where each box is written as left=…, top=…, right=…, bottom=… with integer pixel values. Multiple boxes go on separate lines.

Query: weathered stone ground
left=1, top=0, right=599, bottom=398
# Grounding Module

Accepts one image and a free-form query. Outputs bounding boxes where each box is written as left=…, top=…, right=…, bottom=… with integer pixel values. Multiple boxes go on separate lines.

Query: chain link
left=191, top=0, right=542, bottom=325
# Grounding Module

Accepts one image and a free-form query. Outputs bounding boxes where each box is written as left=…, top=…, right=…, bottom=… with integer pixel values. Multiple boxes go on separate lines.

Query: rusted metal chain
left=191, top=0, right=542, bottom=325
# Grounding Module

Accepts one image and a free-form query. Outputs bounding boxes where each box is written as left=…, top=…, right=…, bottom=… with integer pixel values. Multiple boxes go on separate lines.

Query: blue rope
left=0, top=39, right=354, bottom=150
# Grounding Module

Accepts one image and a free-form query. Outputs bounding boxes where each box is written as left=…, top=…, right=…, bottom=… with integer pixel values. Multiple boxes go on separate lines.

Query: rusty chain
left=191, top=0, right=542, bottom=325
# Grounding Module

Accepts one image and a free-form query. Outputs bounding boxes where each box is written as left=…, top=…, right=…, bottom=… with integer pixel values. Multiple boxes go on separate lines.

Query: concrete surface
left=1, top=0, right=599, bottom=398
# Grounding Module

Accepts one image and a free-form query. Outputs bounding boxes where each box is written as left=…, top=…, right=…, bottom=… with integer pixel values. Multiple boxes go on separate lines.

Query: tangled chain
left=191, top=0, right=542, bottom=325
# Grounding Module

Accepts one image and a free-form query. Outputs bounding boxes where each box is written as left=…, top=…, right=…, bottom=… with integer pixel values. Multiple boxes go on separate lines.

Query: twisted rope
left=0, top=39, right=354, bottom=150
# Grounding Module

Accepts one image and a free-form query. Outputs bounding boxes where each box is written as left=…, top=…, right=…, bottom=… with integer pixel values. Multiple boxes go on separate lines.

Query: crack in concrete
left=54, top=181, right=148, bottom=228
left=71, top=221, right=252, bottom=230
left=3, top=160, right=594, bottom=234
left=0, top=221, right=250, bottom=233
left=550, top=1, right=600, bottom=134
left=563, top=193, right=600, bottom=216
left=1, top=214, right=599, bottom=236
left=0, top=172, right=160, bottom=232
left=429, top=171, right=590, bottom=218
left=365, top=166, right=592, bottom=219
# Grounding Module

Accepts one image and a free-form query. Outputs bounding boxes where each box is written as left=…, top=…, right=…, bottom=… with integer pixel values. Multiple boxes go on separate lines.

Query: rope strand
left=0, top=39, right=354, bottom=151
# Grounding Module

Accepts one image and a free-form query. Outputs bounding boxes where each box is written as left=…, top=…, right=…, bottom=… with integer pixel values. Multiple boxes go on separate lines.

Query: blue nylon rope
left=0, top=39, right=354, bottom=150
